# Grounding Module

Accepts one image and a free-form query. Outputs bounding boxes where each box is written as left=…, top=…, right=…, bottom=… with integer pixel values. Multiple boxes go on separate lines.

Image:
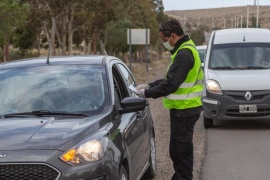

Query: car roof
left=213, top=28, right=270, bottom=44
left=0, top=55, right=113, bottom=69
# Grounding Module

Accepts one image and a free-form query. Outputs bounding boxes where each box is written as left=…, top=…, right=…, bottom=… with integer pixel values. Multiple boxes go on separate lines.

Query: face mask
left=163, top=37, right=174, bottom=51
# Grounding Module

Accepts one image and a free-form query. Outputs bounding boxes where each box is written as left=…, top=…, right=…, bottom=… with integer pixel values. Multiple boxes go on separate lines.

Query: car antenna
left=46, top=44, right=51, bottom=65
left=243, top=29, right=246, bottom=42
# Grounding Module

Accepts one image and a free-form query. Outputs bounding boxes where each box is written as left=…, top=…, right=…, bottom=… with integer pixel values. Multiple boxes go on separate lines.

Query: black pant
left=169, top=109, right=201, bottom=180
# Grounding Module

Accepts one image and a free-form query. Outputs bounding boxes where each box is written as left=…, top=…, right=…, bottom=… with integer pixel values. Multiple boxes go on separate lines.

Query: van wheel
left=120, top=165, right=128, bottom=180
left=204, top=116, right=213, bottom=129
left=143, top=134, right=157, bottom=179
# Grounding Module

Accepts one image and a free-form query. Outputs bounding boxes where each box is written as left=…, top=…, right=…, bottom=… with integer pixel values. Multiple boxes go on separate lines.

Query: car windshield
left=209, top=43, right=270, bottom=69
left=0, top=65, right=109, bottom=116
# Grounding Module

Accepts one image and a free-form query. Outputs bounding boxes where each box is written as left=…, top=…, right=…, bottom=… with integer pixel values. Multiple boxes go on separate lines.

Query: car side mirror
left=118, top=97, right=146, bottom=114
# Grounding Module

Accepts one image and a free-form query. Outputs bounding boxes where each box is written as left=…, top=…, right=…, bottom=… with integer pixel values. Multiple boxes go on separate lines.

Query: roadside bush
left=190, top=28, right=205, bottom=46
left=9, top=49, right=39, bottom=61
left=9, top=49, right=22, bottom=61
left=24, top=51, right=39, bottom=58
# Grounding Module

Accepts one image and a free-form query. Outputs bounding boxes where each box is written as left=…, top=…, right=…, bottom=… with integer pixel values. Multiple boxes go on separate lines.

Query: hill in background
left=165, top=6, right=270, bottom=30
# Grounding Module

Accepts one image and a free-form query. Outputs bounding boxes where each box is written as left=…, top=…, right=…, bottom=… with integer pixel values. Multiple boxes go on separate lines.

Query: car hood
left=0, top=115, right=110, bottom=151
left=207, top=69, right=270, bottom=90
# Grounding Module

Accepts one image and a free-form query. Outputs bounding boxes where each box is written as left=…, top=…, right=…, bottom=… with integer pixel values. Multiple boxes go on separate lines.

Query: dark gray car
left=0, top=56, right=156, bottom=180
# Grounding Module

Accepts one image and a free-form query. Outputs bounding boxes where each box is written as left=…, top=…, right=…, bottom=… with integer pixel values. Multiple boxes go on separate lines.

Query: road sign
left=127, top=29, right=150, bottom=45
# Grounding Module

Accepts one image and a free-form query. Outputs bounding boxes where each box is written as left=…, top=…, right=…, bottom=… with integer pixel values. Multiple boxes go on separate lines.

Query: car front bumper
left=0, top=150, right=118, bottom=180
left=203, top=90, right=270, bottom=121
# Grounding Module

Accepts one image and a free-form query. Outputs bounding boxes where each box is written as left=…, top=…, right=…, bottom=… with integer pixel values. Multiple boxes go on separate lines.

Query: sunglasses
left=159, top=25, right=165, bottom=32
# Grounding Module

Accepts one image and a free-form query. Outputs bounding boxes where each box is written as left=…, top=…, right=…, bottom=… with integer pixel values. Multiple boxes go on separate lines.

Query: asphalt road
left=202, top=119, right=270, bottom=180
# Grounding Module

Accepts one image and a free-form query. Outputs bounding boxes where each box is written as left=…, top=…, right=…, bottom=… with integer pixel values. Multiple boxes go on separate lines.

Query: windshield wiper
left=240, top=66, right=270, bottom=69
left=212, top=66, right=244, bottom=70
left=213, top=66, right=270, bottom=70
left=2, top=110, right=89, bottom=118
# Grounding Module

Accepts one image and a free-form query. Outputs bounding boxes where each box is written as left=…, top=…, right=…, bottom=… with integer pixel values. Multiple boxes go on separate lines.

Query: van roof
left=213, top=28, right=270, bottom=44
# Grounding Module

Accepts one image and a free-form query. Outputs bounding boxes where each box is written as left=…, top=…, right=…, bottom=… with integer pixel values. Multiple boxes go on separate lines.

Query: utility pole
left=231, top=17, right=234, bottom=28
left=241, top=15, right=243, bottom=28
left=224, top=18, right=226, bottom=29
left=247, top=6, right=249, bottom=28
left=145, top=29, right=148, bottom=72
left=184, top=14, right=187, bottom=27
left=256, top=0, right=259, bottom=27
left=128, top=29, right=132, bottom=70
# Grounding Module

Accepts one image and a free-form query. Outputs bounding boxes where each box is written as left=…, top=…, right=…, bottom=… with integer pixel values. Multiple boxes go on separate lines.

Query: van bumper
left=203, top=91, right=270, bottom=120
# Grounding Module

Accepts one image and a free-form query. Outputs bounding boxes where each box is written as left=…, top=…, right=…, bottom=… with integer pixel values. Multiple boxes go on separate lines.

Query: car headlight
left=206, top=80, right=222, bottom=95
left=60, top=136, right=108, bottom=166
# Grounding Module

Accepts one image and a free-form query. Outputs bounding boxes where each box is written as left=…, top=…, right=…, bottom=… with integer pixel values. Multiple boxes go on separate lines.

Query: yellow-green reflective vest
left=163, top=39, right=204, bottom=110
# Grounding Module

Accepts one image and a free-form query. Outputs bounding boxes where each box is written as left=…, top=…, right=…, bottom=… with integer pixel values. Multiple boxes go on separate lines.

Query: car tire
left=120, top=165, right=128, bottom=180
left=204, top=116, right=213, bottom=129
left=143, top=134, right=157, bottom=179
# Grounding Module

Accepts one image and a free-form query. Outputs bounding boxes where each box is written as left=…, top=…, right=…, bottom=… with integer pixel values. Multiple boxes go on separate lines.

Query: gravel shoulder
left=132, top=59, right=206, bottom=180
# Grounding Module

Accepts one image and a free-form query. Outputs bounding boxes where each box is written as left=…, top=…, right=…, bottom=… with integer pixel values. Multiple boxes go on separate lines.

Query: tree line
left=0, top=0, right=169, bottom=62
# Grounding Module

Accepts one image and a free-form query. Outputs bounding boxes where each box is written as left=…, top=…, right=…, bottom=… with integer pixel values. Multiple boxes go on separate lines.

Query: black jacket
left=144, top=35, right=203, bottom=113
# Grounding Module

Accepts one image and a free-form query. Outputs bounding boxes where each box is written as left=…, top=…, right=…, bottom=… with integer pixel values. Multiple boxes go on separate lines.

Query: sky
left=163, top=0, right=270, bottom=11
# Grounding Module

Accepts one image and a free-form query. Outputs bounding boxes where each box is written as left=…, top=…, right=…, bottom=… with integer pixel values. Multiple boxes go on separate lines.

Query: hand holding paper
left=136, top=84, right=149, bottom=90
left=136, top=89, right=145, bottom=98
left=129, top=85, right=145, bottom=98
left=128, top=85, right=138, bottom=93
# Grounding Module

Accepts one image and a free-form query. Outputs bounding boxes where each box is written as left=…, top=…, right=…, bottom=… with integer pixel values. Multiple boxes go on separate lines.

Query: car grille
left=226, top=90, right=270, bottom=101
left=0, top=163, right=61, bottom=180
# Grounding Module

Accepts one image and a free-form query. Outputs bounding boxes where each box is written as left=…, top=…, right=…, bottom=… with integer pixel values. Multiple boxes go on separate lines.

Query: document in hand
left=128, top=85, right=138, bottom=93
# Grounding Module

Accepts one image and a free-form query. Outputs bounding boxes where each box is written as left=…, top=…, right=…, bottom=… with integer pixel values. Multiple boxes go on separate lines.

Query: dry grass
left=131, top=57, right=169, bottom=83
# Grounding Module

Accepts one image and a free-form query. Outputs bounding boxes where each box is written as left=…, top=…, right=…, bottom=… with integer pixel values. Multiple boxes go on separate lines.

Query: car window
left=0, top=65, right=109, bottom=115
left=116, top=63, right=137, bottom=97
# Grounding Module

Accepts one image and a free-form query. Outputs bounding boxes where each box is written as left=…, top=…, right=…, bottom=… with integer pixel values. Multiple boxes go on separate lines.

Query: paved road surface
left=202, top=119, right=270, bottom=180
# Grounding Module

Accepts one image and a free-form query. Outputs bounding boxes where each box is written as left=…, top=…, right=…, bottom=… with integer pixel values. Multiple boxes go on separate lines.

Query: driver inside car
left=62, top=73, right=101, bottom=112
left=15, top=83, right=55, bottom=112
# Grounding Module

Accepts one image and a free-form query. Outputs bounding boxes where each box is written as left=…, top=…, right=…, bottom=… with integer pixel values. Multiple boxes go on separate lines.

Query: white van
left=203, top=28, right=270, bottom=128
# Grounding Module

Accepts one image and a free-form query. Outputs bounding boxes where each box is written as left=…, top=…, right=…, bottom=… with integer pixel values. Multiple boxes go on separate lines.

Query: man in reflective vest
left=136, top=18, right=204, bottom=180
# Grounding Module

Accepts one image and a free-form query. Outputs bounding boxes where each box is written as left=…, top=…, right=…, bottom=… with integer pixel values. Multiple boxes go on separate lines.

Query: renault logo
left=244, top=91, right=252, bottom=101
left=0, top=153, right=7, bottom=158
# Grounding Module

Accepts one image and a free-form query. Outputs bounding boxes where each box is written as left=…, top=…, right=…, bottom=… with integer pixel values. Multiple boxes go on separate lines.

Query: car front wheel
left=120, top=165, right=128, bottom=180
left=143, top=133, right=157, bottom=179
